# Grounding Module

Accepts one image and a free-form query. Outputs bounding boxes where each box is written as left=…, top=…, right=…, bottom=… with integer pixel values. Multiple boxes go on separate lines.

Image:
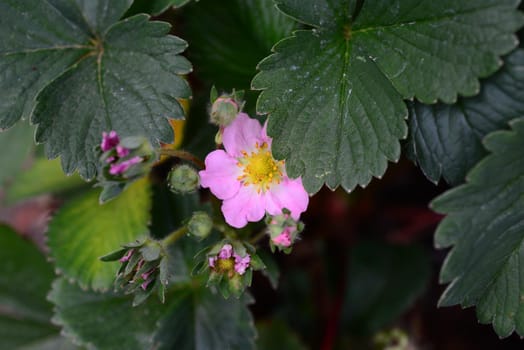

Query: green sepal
left=132, top=281, right=157, bottom=307
left=99, top=248, right=128, bottom=262
left=124, top=251, right=142, bottom=276
left=258, top=250, right=280, bottom=289
left=249, top=253, right=266, bottom=271
left=139, top=243, right=162, bottom=261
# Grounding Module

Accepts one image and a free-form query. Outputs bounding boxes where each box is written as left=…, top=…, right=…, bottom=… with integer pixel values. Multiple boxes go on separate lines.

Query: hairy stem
left=160, top=149, right=205, bottom=169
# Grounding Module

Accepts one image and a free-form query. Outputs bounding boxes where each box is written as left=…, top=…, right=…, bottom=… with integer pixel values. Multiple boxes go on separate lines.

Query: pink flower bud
left=119, top=249, right=134, bottom=262
left=272, top=228, right=292, bottom=247
left=109, top=156, right=143, bottom=175
left=116, top=145, right=130, bottom=158
left=101, top=131, right=120, bottom=152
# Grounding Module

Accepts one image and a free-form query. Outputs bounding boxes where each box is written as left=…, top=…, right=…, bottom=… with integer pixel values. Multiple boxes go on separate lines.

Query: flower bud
left=168, top=164, right=200, bottom=194
left=187, top=211, right=213, bottom=240
left=201, top=240, right=264, bottom=298
left=97, top=133, right=157, bottom=202
left=100, top=237, right=169, bottom=306
left=210, top=96, right=239, bottom=127
left=266, top=210, right=304, bottom=253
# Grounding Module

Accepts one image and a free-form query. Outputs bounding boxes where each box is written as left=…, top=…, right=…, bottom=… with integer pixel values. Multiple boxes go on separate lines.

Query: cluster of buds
left=101, top=238, right=169, bottom=306
left=200, top=241, right=264, bottom=298
left=266, top=210, right=304, bottom=253
left=97, top=131, right=156, bottom=202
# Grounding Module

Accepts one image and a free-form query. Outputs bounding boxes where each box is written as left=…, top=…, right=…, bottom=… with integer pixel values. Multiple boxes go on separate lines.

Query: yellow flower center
left=237, top=142, right=283, bottom=192
left=217, top=258, right=234, bottom=273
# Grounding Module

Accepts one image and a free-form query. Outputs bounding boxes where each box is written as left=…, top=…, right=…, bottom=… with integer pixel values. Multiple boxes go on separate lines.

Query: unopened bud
left=266, top=210, right=304, bottom=253
left=188, top=211, right=213, bottom=239
left=168, top=164, right=200, bottom=194
left=100, top=237, right=168, bottom=306
left=210, top=97, right=239, bottom=127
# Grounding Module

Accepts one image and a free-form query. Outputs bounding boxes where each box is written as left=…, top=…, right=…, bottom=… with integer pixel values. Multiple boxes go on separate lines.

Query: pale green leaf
left=407, top=49, right=524, bottom=185
left=5, top=158, right=86, bottom=204
left=47, top=178, right=151, bottom=290
left=252, top=0, right=523, bottom=193
left=432, top=117, right=524, bottom=337
left=0, top=0, right=191, bottom=179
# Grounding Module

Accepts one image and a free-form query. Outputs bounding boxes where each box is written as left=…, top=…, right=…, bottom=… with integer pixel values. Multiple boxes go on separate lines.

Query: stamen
left=236, top=145, right=283, bottom=192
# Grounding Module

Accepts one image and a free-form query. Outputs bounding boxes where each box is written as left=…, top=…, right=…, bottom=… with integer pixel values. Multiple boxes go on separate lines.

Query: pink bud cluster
left=208, top=244, right=251, bottom=275
left=101, top=131, right=143, bottom=175
left=118, top=248, right=156, bottom=290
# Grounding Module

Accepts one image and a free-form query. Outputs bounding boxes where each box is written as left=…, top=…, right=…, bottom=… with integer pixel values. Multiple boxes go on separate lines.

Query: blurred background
left=2, top=0, right=524, bottom=349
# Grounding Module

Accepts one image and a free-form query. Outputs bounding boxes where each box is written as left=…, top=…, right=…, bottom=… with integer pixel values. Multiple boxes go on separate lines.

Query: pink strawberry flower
left=208, top=243, right=251, bottom=276
left=199, top=113, right=309, bottom=228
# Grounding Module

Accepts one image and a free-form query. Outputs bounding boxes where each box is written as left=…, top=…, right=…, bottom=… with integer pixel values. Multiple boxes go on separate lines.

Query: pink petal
left=234, top=253, right=250, bottom=275
left=199, top=150, right=242, bottom=200
left=267, top=177, right=309, bottom=220
left=109, top=156, right=143, bottom=175
left=272, top=231, right=292, bottom=247
left=219, top=244, right=233, bottom=259
left=222, top=113, right=263, bottom=157
left=221, top=186, right=266, bottom=228
left=101, top=131, right=120, bottom=151
left=116, top=145, right=130, bottom=157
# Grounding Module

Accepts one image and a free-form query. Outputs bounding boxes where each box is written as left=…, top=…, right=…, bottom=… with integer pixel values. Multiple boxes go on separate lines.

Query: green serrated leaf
left=0, top=225, right=54, bottom=322
left=48, top=178, right=151, bottom=291
left=16, top=335, right=78, bottom=350
left=181, top=0, right=295, bottom=90
left=432, top=117, right=524, bottom=338
left=407, top=49, right=524, bottom=185
left=252, top=0, right=524, bottom=193
left=49, top=278, right=164, bottom=350
left=341, top=242, right=430, bottom=335
left=0, top=225, right=77, bottom=349
left=126, top=0, right=193, bottom=16
left=153, top=288, right=256, bottom=350
left=0, top=0, right=191, bottom=179
left=5, top=158, right=86, bottom=204
left=49, top=277, right=256, bottom=350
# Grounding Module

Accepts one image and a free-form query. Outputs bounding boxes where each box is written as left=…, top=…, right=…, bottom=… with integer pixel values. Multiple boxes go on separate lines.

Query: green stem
left=160, top=149, right=205, bottom=169
left=249, top=229, right=267, bottom=245
left=162, top=226, right=188, bottom=246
